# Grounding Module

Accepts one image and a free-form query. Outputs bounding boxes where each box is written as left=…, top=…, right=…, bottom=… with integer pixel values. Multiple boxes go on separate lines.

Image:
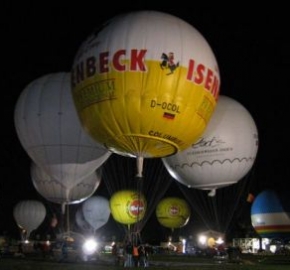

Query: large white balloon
left=31, top=162, right=102, bottom=205
left=162, top=95, right=259, bottom=195
left=71, top=10, right=220, bottom=177
left=14, top=72, right=111, bottom=188
left=82, top=196, right=110, bottom=232
left=13, top=200, right=46, bottom=239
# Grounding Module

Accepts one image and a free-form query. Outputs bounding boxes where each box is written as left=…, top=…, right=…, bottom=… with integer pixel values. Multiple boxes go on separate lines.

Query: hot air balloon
left=13, top=200, right=46, bottom=240
left=75, top=207, right=93, bottom=234
left=102, top=154, right=173, bottom=235
left=251, top=189, right=290, bottom=239
left=162, top=95, right=259, bottom=196
left=71, top=10, right=220, bottom=177
left=14, top=72, right=111, bottom=186
left=110, top=190, right=147, bottom=226
left=31, top=162, right=102, bottom=205
left=156, top=197, right=190, bottom=231
left=82, top=196, right=111, bottom=233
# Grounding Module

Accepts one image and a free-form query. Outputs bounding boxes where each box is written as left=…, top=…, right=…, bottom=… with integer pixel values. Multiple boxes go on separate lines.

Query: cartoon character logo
left=160, top=52, right=179, bottom=75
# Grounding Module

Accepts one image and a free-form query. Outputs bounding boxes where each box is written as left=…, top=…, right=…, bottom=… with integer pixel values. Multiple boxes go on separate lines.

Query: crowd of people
left=112, top=241, right=152, bottom=267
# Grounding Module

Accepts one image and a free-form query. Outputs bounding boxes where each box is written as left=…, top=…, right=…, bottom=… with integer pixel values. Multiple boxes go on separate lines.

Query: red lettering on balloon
left=113, top=50, right=126, bottom=71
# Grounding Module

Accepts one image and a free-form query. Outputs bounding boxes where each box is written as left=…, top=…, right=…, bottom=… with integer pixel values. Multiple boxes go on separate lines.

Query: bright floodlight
left=216, top=237, right=224, bottom=245
left=82, top=238, right=97, bottom=256
left=199, top=235, right=207, bottom=245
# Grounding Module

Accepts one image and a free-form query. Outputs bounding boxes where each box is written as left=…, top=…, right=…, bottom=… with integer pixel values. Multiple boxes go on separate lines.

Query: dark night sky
left=2, top=3, right=290, bottom=242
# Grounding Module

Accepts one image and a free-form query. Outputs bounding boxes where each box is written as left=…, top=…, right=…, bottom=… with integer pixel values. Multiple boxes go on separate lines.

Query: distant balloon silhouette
left=75, top=207, right=93, bottom=234
left=71, top=10, right=220, bottom=176
left=82, top=196, right=111, bottom=233
left=162, top=95, right=259, bottom=196
left=13, top=200, right=46, bottom=240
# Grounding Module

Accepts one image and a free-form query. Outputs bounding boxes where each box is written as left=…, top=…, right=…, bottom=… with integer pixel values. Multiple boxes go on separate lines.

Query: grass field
left=1, top=252, right=290, bottom=270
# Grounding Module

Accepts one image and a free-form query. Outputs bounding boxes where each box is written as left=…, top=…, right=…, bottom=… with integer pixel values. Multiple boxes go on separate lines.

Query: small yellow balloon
left=156, top=197, right=190, bottom=229
left=207, top=237, right=215, bottom=248
left=110, top=190, right=147, bottom=225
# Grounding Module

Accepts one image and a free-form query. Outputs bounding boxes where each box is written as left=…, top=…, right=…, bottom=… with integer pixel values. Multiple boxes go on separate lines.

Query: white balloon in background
left=31, top=162, right=102, bottom=205
left=14, top=72, right=111, bottom=189
left=13, top=200, right=46, bottom=239
left=75, top=207, right=93, bottom=233
left=82, top=196, right=110, bottom=232
left=162, top=95, right=259, bottom=195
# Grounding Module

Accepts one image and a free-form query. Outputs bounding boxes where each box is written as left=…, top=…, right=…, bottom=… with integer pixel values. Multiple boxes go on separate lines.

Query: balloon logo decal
left=128, top=199, right=145, bottom=218
left=110, top=190, right=147, bottom=225
left=160, top=52, right=179, bottom=75
left=169, top=205, right=180, bottom=216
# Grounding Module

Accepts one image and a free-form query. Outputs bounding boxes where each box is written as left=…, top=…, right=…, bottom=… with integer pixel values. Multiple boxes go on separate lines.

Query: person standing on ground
left=58, top=240, right=68, bottom=263
left=124, top=241, right=133, bottom=267
left=133, top=244, right=139, bottom=267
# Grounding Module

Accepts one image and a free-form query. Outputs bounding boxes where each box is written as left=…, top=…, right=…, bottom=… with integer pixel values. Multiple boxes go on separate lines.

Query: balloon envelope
left=75, top=207, right=93, bottom=233
left=71, top=10, right=220, bottom=159
left=82, top=196, right=111, bottom=231
left=162, top=95, right=259, bottom=192
left=251, top=189, right=290, bottom=239
left=31, top=162, right=102, bottom=205
left=110, top=190, right=147, bottom=225
left=156, top=197, right=190, bottom=229
left=13, top=200, right=46, bottom=238
left=14, top=72, right=111, bottom=188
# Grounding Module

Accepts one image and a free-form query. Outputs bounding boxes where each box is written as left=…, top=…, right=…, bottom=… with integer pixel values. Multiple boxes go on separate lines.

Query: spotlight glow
left=82, top=239, right=97, bottom=256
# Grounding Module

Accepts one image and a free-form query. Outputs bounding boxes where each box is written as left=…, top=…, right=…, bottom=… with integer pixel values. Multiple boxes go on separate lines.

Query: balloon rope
left=208, top=188, right=216, bottom=197
left=128, top=224, right=131, bottom=242
left=66, top=203, right=70, bottom=235
left=135, top=156, right=144, bottom=243
left=61, top=202, right=65, bottom=215
left=136, top=156, right=144, bottom=178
